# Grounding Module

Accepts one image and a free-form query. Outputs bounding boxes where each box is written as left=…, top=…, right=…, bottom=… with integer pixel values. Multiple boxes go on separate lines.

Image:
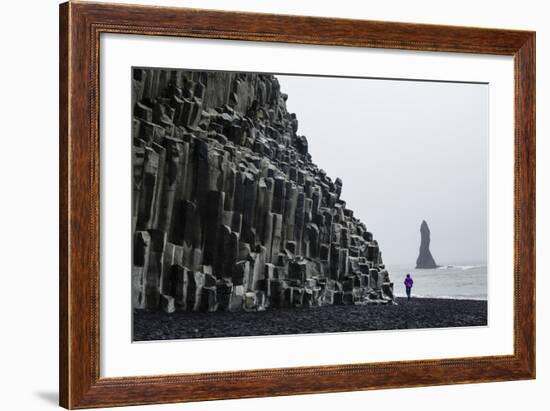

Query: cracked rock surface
left=132, top=68, right=394, bottom=315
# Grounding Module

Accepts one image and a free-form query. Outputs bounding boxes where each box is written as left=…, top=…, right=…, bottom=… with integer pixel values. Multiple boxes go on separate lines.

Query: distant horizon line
left=386, top=261, right=488, bottom=267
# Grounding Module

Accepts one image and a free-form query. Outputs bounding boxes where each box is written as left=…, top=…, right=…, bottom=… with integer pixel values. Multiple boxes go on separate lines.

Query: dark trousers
left=406, top=287, right=412, bottom=300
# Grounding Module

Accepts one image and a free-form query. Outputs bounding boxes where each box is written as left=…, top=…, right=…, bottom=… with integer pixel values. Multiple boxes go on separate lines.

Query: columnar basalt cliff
left=416, top=220, right=438, bottom=269
left=132, top=68, right=394, bottom=314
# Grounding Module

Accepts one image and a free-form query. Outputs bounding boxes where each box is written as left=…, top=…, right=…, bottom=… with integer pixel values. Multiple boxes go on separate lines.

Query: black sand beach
left=133, top=297, right=487, bottom=341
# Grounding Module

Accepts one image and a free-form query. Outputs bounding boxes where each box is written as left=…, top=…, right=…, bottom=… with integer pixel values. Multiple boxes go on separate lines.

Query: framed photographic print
left=59, top=1, right=535, bottom=409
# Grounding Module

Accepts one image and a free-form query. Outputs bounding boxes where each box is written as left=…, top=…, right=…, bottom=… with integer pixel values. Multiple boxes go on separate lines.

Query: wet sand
left=133, top=297, right=487, bottom=341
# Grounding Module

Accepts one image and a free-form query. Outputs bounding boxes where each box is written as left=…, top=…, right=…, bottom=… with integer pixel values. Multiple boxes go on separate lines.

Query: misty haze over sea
left=279, top=75, right=488, bottom=303
left=388, top=263, right=487, bottom=301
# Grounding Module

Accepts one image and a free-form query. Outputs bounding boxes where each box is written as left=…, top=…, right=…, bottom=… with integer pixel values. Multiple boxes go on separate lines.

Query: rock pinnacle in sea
left=415, top=220, right=438, bottom=269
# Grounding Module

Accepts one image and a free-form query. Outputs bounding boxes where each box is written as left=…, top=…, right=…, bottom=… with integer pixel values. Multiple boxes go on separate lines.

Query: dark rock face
left=131, top=68, right=394, bottom=313
left=415, top=220, right=438, bottom=269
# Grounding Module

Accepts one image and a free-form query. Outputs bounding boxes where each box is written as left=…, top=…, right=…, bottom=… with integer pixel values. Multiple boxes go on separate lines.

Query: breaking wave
left=437, top=264, right=484, bottom=271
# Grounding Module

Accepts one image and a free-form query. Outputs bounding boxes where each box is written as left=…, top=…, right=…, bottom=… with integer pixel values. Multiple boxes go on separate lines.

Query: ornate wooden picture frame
left=59, top=1, right=535, bottom=408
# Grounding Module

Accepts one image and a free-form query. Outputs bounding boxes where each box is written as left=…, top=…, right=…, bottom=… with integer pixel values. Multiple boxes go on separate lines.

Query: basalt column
left=132, top=68, right=395, bottom=313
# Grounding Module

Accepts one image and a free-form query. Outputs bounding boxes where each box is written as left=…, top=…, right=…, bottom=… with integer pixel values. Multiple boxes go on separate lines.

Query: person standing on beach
left=404, top=274, right=414, bottom=300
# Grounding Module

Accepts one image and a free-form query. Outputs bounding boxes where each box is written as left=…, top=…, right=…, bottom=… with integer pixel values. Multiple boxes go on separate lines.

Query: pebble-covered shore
left=133, top=297, right=487, bottom=341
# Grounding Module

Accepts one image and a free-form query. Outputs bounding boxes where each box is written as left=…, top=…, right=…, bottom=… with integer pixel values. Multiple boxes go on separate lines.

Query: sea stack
left=415, top=220, right=438, bottom=269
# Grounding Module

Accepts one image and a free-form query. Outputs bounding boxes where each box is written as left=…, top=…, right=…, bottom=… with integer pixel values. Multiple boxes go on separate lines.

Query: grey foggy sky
left=277, top=75, right=488, bottom=266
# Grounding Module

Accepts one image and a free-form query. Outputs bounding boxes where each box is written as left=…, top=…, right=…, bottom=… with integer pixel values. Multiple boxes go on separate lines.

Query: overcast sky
left=277, top=74, right=488, bottom=266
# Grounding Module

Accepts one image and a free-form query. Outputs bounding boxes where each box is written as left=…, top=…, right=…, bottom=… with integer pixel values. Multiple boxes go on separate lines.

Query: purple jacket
left=404, top=277, right=413, bottom=288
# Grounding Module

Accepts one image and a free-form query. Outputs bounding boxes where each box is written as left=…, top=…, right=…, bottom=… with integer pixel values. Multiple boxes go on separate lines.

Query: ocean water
left=387, top=263, right=487, bottom=300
